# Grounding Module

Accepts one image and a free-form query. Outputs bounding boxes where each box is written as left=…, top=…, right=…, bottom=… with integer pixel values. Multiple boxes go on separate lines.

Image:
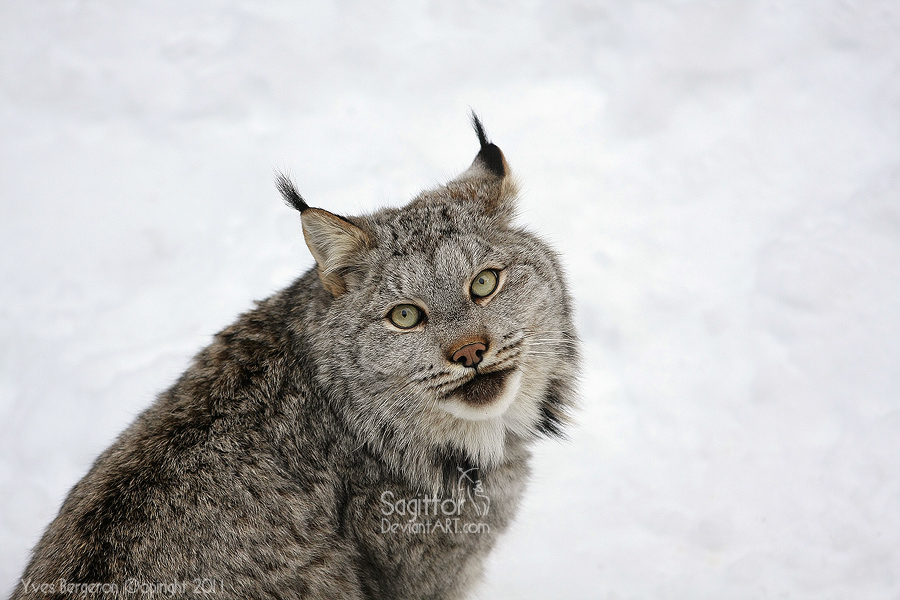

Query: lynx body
left=13, top=117, right=579, bottom=600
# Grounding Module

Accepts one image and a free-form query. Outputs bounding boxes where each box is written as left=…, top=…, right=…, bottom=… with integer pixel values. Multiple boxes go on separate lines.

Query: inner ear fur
left=300, top=208, right=371, bottom=297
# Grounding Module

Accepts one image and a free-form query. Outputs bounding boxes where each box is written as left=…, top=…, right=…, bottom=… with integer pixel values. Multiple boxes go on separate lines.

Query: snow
left=2, top=1, right=900, bottom=597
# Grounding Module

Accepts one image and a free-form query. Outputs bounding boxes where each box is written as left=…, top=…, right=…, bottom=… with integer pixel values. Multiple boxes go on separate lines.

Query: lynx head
left=280, top=115, right=579, bottom=488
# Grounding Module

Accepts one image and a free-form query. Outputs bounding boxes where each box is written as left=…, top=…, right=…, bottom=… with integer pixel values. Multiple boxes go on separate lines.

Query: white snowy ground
left=2, top=1, right=899, bottom=598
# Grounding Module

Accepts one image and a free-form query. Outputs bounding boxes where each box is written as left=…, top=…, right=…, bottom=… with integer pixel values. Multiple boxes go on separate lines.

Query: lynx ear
left=469, top=112, right=508, bottom=180
left=447, top=113, right=518, bottom=223
left=277, top=174, right=370, bottom=297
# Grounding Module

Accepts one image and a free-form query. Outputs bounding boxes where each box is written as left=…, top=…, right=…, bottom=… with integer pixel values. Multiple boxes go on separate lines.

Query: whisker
left=501, top=330, right=525, bottom=341
left=430, top=376, right=471, bottom=396
left=485, top=356, right=517, bottom=372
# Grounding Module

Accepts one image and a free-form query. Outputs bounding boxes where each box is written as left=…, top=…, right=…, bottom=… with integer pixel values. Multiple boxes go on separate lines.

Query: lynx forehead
left=13, top=114, right=579, bottom=600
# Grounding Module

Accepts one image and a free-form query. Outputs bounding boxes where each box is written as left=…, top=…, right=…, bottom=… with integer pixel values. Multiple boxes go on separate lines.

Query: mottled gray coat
left=12, top=117, right=579, bottom=600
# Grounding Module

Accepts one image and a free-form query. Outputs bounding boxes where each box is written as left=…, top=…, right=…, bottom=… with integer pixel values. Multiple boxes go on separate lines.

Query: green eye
left=389, top=304, right=423, bottom=329
left=470, top=269, right=499, bottom=299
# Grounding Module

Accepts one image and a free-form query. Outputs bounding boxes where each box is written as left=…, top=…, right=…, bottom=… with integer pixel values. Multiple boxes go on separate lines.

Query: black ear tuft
left=276, top=172, right=309, bottom=213
left=471, top=111, right=490, bottom=148
left=469, top=111, right=506, bottom=178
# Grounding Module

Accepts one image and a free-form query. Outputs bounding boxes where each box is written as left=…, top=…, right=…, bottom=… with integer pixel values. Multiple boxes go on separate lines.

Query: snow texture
left=2, top=1, right=900, bottom=598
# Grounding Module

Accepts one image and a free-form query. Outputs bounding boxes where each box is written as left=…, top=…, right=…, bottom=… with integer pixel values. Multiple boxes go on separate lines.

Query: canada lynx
left=13, top=115, right=579, bottom=599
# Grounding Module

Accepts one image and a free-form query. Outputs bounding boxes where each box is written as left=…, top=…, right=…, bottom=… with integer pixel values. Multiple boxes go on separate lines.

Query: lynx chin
left=13, top=114, right=580, bottom=600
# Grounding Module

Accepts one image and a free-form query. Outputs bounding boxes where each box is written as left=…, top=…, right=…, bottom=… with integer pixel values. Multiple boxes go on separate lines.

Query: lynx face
left=280, top=116, right=578, bottom=472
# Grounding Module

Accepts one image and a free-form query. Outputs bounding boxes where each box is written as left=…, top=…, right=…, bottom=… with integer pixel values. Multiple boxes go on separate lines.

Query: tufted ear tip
left=276, top=172, right=309, bottom=213
left=469, top=111, right=507, bottom=179
left=275, top=173, right=370, bottom=296
left=434, top=112, right=517, bottom=224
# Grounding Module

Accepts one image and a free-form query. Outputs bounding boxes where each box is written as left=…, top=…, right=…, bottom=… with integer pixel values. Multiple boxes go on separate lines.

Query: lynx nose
left=450, top=341, right=487, bottom=368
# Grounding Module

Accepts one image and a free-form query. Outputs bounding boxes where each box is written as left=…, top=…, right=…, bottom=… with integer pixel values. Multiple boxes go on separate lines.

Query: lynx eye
left=388, top=304, right=423, bottom=329
left=470, top=269, right=499, bottom=299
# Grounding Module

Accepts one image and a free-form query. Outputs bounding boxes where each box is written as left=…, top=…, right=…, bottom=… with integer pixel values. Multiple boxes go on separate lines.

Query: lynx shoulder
left=13, top=115, right=579, bottom=600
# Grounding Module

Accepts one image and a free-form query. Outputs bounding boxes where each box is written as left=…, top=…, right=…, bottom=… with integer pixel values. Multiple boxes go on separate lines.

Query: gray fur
left=12, top=117, right=579, bottom=600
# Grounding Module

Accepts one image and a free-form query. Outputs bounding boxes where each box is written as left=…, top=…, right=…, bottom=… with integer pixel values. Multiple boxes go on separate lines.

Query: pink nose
left=451, top=341, right=487, bottom=367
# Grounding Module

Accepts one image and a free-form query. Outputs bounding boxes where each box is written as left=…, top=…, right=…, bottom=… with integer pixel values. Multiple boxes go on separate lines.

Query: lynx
left=12, top=115, right=579, bottom=599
